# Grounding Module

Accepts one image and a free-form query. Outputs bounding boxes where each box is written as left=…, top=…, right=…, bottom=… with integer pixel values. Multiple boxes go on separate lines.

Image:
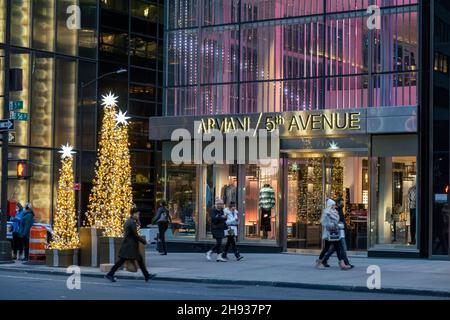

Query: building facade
left=0, top=0, right=163, bottom=227
left=148, top=0, right=444, bottom=258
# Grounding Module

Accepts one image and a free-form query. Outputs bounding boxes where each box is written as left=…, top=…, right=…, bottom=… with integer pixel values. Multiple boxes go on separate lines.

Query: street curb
left=1, top=266, right=449, bottom=298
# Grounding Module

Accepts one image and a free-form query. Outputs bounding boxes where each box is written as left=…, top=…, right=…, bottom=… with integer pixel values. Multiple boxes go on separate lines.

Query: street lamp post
left=0, top=0, right=12, bottom=263
left=76, top=68, right=127, bottom=229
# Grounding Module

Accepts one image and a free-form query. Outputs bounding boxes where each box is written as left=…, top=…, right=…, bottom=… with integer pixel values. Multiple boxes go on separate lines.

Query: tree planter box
left=80, top=227, right=103, bottom=267
left=99, top=237, right=123, bottom=265
left=46, top=249, right=79, bottom=268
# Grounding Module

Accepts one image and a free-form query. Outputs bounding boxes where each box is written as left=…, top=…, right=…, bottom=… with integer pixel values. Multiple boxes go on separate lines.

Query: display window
left=162, top=163, right=197, bottom=240
left=244, top=161, right=279, bottom=241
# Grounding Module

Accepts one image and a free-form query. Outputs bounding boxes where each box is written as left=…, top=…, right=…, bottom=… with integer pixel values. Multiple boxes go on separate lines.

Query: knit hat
left=215, top=198, right=224, bottom=205
left=326, top=199, right=336, bottom=208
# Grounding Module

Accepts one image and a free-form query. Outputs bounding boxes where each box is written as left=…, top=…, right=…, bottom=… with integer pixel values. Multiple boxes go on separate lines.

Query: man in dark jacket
left=206, top=198, right=227, bottom=262
left=19, top=203, right=35, bottom=261
left=105, top=207, right=153, bottom=282
left=322, top=198, right=354, bottom=268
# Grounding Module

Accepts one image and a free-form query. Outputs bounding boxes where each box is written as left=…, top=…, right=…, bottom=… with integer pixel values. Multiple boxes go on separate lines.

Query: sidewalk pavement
left=1, top=251, right=450, bottom=297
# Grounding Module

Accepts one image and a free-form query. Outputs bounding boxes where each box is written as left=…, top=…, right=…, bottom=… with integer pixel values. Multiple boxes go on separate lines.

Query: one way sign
left=0, top=119, right=15, bottom=132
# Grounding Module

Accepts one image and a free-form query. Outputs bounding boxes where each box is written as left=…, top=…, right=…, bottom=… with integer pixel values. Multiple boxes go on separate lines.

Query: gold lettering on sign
left=334, top=113, right=348, bottom=130
left=311, top=114, right=321, bottom=130
left=349, top=112, right=361, bottom=130
left=288, top=116, right=300, bottom=131
left=322, top=113, right=333, bottom=130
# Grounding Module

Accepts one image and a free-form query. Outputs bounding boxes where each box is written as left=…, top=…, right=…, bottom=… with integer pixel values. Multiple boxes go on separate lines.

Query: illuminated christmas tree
left=86, top=93, right=133, bottom=237
left=49, top=144, right=80, bottom=249
left=331, top=158, right=344, bottom=199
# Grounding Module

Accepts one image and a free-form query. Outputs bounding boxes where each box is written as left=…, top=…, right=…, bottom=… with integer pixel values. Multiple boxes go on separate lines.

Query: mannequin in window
left=408, top=184, right=417, bottom=245
left=259, top=184, right=275, bottom=239
left=221, top=182, right=237, bottom=206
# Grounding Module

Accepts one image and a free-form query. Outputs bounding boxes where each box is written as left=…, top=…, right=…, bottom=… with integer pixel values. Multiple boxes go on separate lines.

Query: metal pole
left=0, top=0, right=12, bottom=262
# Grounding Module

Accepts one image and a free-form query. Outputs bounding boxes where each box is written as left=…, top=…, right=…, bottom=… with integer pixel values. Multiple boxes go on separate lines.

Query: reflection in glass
left=163, top=163, right=197, bottom=240
left=11, top=0, right=31, bottom=47
left=29, top=149, right=53, bottom=224
left=32, top=0, right=55, bottom=51
left=55, top=58, right=77, bottom=147
left=31, top=56, right=54, bottom=148
left=57, top=0, right=78, bottom=56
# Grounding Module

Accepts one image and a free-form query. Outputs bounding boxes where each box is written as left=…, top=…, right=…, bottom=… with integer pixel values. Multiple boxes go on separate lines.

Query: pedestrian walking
left=321, top=197, right=354, bottom=268
left=105, top=207, right=154, bottom=282
left=315, top=199, right=351, bottom=270
left=19, top=203, right=35, bottom=261
left=222, top=201, right=243, bottom=261
left=206, top=198, right=227, bottom=262
left=153, top=200, right=172, bottom=255
left=11, top=203, right=24, bottom=260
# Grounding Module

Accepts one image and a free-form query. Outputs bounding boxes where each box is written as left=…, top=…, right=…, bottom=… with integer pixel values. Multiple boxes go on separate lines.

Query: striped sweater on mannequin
left=259, top=185, right=275, bottom=210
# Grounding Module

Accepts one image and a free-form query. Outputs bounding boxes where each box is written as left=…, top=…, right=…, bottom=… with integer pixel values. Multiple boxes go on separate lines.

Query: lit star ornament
left=101, top=92, right=119, bottom=108
left=329, top=141, right=339, bottom=150
left=59, top=143, right=76, bottom=159
left=115, top=110, right=131, bottom=126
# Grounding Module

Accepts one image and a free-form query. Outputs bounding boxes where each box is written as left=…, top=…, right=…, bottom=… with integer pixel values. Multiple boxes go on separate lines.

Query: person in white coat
left=221, top=201, right=243, bottom=261
left=315, top=199, right=351, bottom=270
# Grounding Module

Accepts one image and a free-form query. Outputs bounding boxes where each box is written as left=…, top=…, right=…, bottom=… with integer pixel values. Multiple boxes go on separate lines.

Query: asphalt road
left=0, top=271, right=446, bottom=300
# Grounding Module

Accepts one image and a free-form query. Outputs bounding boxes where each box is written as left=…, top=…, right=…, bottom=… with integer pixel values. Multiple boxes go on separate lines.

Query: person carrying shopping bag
left=316, top=199, right=351, bottom=270
left=221, top=201, right=243, bottom=261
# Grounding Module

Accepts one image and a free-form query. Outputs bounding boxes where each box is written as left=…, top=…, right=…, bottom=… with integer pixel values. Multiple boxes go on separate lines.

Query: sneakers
left=216, top=256, right=228, bottom=262
left=105, top=274, right=117, bottom=282
left=236, top=255, right=244, bottom=261
left=315, top=259, right=325, bottom=269
left=206, top=250, right=212, bottom=261
left=339, top=261, right=351, bottom=270
left=322, top=261, right=330, bottom=268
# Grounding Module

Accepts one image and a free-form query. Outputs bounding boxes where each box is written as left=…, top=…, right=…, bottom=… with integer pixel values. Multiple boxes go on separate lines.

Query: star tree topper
left=115, top=110, right=131, bottom=126
left=101, top=92, right=119, bottom=108
left=59, top=143, right=76, bottom=159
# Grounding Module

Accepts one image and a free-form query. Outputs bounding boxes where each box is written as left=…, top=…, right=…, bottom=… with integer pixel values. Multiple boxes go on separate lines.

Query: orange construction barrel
left=29, top=226, right=47, bottom=263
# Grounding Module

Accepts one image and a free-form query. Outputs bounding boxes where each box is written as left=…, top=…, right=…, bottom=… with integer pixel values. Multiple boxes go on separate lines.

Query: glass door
left=287, top=156, right=368, bottom=250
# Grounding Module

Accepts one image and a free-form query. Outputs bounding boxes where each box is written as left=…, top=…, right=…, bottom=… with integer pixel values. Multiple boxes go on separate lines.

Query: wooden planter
left=99, top=237, right=123, bottom=265
left=79, top=227, right=103, bottom=267
left=46, top=249, right=79, bottom=268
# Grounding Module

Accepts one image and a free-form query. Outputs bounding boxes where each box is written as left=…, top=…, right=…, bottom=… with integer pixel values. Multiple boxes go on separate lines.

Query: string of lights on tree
left=86, top=92, right=133, bottom=237
left=49, top=144, right=80, bottom=250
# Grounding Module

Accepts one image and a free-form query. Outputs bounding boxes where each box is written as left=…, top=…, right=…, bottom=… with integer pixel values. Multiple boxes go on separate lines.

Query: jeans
left=223, top=235, right=240, bottom=258
left=323, top=237, right=349, bottom=265
left=319, top=240, right=342, bottom=261
left=12, top=232, right=23, bottom=257
left=107, top=254, right=150, bottom=279
left=21, top=237, right=30, bottom=260
left=210, top=237, right=223, bottom=254
left=158, top=221, right=169, bottom=253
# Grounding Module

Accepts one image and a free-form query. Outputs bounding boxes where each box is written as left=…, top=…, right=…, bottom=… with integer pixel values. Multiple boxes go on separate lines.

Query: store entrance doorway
left=286, top=156, right=368, bottom=251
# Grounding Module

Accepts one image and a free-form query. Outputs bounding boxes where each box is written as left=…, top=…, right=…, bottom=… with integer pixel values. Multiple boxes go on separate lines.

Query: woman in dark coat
left=206, top=198, right=228, bottom=262
left=105, top=207, right=153, bottom=282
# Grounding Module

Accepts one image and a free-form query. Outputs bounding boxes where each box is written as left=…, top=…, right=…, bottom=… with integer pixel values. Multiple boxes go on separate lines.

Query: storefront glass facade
left=160, top=0, right=421, bottom=254
left=0, top=0, right=163, bottom=226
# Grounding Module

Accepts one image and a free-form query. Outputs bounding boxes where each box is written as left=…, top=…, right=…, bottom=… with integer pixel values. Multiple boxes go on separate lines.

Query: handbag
left=327, top=224, right=340, bottom=242
left=125, top=260, right=139, bottom=273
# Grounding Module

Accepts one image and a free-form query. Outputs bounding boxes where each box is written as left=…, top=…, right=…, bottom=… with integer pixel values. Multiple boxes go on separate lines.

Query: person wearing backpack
left=153, top=200, right=172, bottom=255
left=315, top=199, right=351, bottom=270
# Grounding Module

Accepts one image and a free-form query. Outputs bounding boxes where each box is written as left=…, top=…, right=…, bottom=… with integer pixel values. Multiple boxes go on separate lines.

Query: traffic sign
left=0, top=119, right=14, bottom=131
left=9, top=100, right=23, bottom=110
left=9, top=132, right=16, bottom=143
left=10, top=111, right=28, bottom=121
